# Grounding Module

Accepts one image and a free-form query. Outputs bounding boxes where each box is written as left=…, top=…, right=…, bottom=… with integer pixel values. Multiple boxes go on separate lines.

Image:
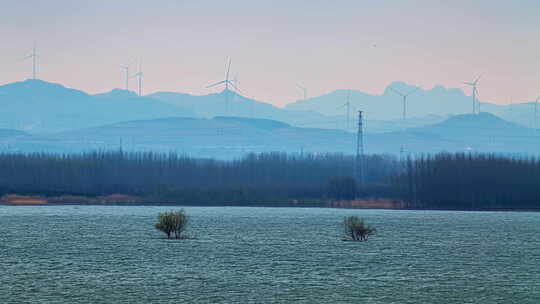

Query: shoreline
left=1, top=200, right=539, bottom=212
left=1, top=194, right=539, bottom=212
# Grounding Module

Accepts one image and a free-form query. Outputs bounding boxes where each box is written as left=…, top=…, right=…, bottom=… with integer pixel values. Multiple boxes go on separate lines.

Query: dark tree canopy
left=328, top=176, right=357, bottom=200
left=0, top=151, right=397, bottom=203
left=155, top=210, right=189, bottom=239
left=394, top=153, right=540, bottom=210
left=0, top=151, right=538, bottom=210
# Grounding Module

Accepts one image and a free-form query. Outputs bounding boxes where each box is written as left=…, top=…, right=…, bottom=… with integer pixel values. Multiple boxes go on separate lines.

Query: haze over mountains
left=0, top=80, right=195, bottom=133
left=0, top=78, right=538, bottom=158
left=4, top=112, right=538, bottom=159
left=367, top=112, right=539, bottom=155
left=13, top=117, right=353, bottom=158
left=148, top=90, right=335, bottom=129
left=286, top=81, right=539, bottom=129
left=1, top=79, right=538, bottom=132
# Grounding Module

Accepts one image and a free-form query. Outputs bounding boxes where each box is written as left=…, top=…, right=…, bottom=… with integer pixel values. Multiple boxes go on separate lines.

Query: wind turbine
left=389, top=86, right=420, bottom=122
left=296, top=84, right=307, bottom=100
left=120, top=62, right=134, bottom=90
left=464, top=75, right=481, bottom=114
left=206, top=58, right=240, bottom=92
left=338, top=90, right=352, bottom=130
left=23, top=41, right=39, bottom=79
left=206, top=58, right=241, bottom=116
left=130, top=61, right=143, bottom=96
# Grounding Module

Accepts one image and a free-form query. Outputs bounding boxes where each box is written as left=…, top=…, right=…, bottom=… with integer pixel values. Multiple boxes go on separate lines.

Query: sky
left=0, top=0, right=539, bottom=107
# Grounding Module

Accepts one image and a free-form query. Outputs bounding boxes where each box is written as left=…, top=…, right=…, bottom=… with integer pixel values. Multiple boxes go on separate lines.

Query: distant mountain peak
left=384, top=81, right=421, bottom=95
left=0, top=79, right=89, bottom=98
left=15, top=79, right=69, bottom=89
left=93, top=88, right=139, bottom=99
left=219, top=88, right=241, bottom=97
left=435, top=112, right=523, bottom=130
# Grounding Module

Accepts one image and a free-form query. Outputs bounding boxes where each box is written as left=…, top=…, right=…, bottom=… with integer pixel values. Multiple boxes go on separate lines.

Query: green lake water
left=1, top=206, right=539, bottom=303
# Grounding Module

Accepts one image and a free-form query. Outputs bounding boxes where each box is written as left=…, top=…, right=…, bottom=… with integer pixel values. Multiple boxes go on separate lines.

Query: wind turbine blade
left=296, top=83, right=305, bottom=90
left=463, top=82, right=474, bottom=86
left=226, top=58, right=231, bottom=81
left=120, top=61, right=135, bottom=69
left=229, top=81, right=242, bottom=93
left=389, top=87, right=405, bottom=96
left=206, top=80, right=226, bottom=88
left=129, top=72, right=141, bottom=79
left=406, top=87, right=421, bottom=97
left=473, top=75, right=482, bottom=85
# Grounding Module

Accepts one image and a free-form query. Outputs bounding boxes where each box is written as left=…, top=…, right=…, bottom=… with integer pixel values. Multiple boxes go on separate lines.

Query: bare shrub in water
left=343, top=216, right=376, bottom=241
left=155, top=210, right=189, bottom=239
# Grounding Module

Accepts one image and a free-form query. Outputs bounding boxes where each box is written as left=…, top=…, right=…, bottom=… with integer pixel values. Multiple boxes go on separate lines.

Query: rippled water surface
left=1, top=206, right=539, bottom=303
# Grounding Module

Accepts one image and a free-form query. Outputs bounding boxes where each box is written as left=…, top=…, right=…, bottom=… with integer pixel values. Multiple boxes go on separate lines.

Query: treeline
left=0, top=151, right=398, bottom=203
left=2, top=151, right=539, bottom=209
left=396, top=153, right=540, bottom=210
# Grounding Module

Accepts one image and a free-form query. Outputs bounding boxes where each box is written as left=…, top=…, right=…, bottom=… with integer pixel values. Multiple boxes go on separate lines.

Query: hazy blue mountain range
left=0, top=128, right=27, bottom=138
left=5, top=113, right=539, bottom=158
left=0, top=79, right=337, bottom=133
left=286, top=82, right=475, bottom=119
left=0, top=79, right=537, bottom=136
left=13, top=116, right=354, bottom=158
left=285, top=81, right=538, bottom=128
left=367, top=112, right=539, bottom=155
left=0, top=80, right=196, bottom=133
left=148, top=90, right=336, bottom=128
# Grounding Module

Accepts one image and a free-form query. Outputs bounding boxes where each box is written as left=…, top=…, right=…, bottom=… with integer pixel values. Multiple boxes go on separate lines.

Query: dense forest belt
left=0, top=151, right=398, bottom=204
left=0, top=151, right=539, bottom=210
left=397, top=154, right=540, bottom=210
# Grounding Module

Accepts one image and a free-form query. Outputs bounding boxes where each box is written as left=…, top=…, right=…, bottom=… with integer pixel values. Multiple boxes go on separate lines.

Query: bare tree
left=343, top=216, right=376, bottom=241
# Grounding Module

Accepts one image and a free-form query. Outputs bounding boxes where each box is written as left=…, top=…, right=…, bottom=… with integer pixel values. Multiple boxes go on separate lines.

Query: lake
left=1, top=206, right=539, bottom=303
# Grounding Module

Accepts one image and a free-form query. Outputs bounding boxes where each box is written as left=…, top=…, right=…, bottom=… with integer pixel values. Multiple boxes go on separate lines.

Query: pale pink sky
left=0, top=0, right=539, bottom=106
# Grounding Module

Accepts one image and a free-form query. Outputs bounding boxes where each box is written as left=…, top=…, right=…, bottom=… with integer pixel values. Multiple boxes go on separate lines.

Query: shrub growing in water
left=155, top=210, right=189, bottom=239
left=343, top=216, right=376, bottom=241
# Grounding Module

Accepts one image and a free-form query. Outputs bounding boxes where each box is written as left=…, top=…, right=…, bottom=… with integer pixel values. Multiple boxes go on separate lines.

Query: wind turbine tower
left=338, top=90, right=352, bottom=130
left=130, top=61, right=143, bottom=96
left=120, top=64, right=132, bottom=90
left=296, top=84, right=307, bottom=100
left=464, top=75, right=481, bottom=114
left=24, top=41, right=39, bottom=79
left=389, top=86, right=420, bottom=122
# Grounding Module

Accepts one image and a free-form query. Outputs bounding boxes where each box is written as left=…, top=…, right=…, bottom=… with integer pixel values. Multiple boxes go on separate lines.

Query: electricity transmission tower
left=355, top=110, right=365, bottom=185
